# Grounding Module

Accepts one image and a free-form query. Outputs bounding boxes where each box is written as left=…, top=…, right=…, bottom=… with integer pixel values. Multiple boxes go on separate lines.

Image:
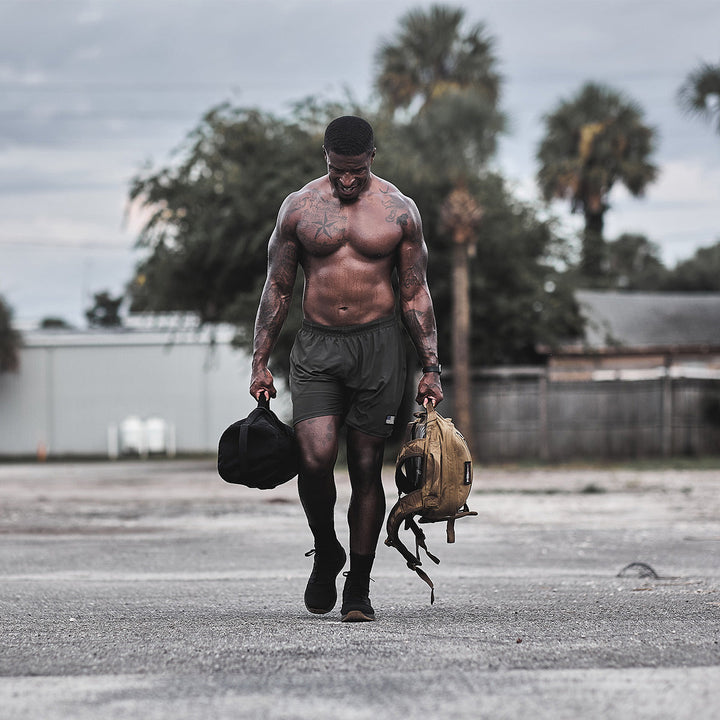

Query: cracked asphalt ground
left=1, top=460, right=719, bottom=719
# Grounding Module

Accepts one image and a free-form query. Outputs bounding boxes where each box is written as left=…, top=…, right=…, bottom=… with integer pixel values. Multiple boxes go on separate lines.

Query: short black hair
left=323, top=116, right=375, bottom=156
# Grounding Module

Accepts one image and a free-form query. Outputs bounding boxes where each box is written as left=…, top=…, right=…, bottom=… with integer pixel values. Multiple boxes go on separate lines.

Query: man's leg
left=295, top=415, right=346, bottom=614
left=341, top=427, right=386, bottom=622
left=346, top=427, right=386, bottom=554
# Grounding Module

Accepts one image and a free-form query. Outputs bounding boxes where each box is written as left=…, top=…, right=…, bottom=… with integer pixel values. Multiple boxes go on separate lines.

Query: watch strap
left=422, top=364, right=442, bottom=375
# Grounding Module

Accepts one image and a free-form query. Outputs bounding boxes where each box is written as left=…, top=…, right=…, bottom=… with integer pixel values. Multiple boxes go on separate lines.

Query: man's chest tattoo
left=312, top=211, right=340, bottom=240
left=293, top=192, right=348, bottom=251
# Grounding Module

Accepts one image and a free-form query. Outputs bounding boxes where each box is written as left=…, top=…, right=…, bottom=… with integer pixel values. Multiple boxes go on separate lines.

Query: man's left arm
left=397, top=198, right=443, bottom=407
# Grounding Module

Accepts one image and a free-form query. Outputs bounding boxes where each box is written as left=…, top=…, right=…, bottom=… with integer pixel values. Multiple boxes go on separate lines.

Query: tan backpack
left=385, top=402, right=477, bottom=602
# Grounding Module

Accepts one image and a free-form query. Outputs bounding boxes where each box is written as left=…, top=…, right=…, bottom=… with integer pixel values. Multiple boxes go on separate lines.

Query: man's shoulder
left=293, top=176, right=328, bottom=200
left=280, top=178, right=328, bottom=213
left=371, top=176, right=416, bottom=205
left=370, top=176, right=421, bottom=226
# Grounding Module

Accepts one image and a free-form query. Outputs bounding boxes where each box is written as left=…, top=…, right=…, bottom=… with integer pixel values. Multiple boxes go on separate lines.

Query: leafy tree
left=40, top=317, right=74, bottom=329
left=374, top=3, right=504, bottom=175
left=462, top=174, right=583, bottom=363
left=128, top=101, right=352, bottom=375
left=373, top=5, right=581, bottom=365
left=378, top=145, right=584, bottom=363
left=0, top=295, right=21, bottom=373
left=127, top=7, right=583, bottom=377
left=375, top=4, right=501, bottom=115
left=536, top=82, right=658, bottom=281
left=439, top=182, right=482, bottom=448
left=678, top=60, right=720, bottom=136
left=604, top=233, right=668, bottom=290
left=86, top=291, right=124, bottom=327
left=663, top=239, right=720, bottom=291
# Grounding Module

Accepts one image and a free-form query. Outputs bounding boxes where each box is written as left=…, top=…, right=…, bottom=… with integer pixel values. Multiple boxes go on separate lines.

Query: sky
left=1, top=0, right=719, bottom=328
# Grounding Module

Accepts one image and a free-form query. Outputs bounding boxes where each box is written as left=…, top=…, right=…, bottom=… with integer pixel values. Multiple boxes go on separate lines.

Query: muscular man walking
left=250, top=116, right=442, bottom=622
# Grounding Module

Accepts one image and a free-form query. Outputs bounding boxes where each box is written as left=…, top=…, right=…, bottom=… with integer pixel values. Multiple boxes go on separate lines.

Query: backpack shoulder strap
left=384, top=490, right=439, bottom=603
left=394, top=438, right=426, bottom=488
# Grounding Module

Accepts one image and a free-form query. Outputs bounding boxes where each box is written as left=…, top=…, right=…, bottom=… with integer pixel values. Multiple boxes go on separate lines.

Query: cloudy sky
left=1, top=0, right=719, bottom=327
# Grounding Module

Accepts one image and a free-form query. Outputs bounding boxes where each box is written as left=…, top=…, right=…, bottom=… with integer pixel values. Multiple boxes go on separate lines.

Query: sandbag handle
left=237, top=393, right=272, bottom=472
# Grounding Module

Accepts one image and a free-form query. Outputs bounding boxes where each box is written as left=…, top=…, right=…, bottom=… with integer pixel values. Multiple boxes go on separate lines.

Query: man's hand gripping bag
left=385, top=402, right=477, bottom=602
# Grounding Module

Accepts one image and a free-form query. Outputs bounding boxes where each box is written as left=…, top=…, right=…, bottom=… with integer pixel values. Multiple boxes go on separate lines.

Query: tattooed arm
left=396, top=197, right=444, bottom=407
left=250, top=195, right=300, bottom=400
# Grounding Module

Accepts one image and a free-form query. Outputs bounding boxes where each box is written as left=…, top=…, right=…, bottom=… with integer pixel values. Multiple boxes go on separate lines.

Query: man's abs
left=301, top=253, right=397, bottom=326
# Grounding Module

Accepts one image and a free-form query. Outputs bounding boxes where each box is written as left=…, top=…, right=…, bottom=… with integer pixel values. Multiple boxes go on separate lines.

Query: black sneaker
left=340, top=571, right=375, bottom=622
left=304, top=542, right=347, bottom=614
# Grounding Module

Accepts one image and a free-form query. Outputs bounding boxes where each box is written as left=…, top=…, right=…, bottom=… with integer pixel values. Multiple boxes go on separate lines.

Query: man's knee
left=299, top=445, right=336, bottom=477
left=347, top=430, right=385, bottom=481
left=296, top=416, right=340, bottom=477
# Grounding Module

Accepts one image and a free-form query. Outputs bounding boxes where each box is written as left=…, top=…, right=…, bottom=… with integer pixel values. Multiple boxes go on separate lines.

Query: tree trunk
left=452, top=241, right=474, bottom=455
left=441, top=184, right=481, bottom=458
left=581, top=209, right=606, bottom=281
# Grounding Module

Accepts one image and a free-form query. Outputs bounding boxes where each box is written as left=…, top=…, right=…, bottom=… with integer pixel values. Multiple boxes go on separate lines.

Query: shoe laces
left=305, top=547, right=344, bottom=582
left=342, top=571, right=375, bottom=583
left=342, top=570, right=374, bottom=597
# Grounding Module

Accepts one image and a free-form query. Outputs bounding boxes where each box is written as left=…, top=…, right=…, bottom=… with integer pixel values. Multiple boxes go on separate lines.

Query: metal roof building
left=576, top=290, right=720, bottom=349
left=0, top=318, right=290, bottom=459
left=546, top=291, right=720, bottom=382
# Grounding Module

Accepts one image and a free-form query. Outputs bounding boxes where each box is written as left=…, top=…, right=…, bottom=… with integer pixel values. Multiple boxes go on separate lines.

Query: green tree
left=378, top=148, right=584, bottom=363
left=664, top=239, right=720, bottom=291
left=462, top=174, right=584, bottom=363
left=0, top=295, right=22, bottom=373
left=678, top=61, right=720, bottom=136
left=373, top=6, right=581, bottom=365
left=374, top=3, right=504, bottom=173
left=605, top=233, right=668, bottom=290
left=128, top=101, right=350, bottom=375
left=537, top=82, right=658, bottom=281
left=86, top=291, right=124, bottom=328
left=40, top=317, right=74, bottom=329
left=374, top=4, right=508, bottom=432
left=375, top=4, right=500, bottom=115
left=440, top=183, right=482, bottom=448
left=127, top=8, right=584, bottom=378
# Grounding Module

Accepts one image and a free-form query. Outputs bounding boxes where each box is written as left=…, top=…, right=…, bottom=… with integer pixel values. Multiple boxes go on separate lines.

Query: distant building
left=0, top=315, right=289, bottom=459
left=546, top=290, right=720, bottom=381
left=464, top=291, right=720, bottom=461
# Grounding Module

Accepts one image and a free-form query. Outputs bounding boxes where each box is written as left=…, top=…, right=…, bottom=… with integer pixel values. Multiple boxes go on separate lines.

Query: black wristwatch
left=422, top=364, right=442, bottom=375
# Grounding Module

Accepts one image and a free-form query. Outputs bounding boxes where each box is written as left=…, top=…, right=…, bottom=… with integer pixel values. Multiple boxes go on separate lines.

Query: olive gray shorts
left=289, top=315, right=407, bottom=438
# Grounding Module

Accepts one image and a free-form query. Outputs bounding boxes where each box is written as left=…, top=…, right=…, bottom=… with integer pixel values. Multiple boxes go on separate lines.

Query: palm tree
left=440, top=185, right=482, bottom=449
left=374, top=6, right=504, bottom=440
left=678, top=61, right=720, bottom=135
left=374, top=4, right=500, bottom=116
left=536, top=82, right=658, bottom=281
left=0, top=295, right=22, bottom=373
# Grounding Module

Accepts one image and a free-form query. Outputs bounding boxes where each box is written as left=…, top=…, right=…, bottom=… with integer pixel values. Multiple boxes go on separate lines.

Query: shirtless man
left=250, top=116, right=442, bottom=622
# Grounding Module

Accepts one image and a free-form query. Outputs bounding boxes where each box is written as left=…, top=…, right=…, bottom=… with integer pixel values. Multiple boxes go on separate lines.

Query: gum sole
left=306, top=606, right=334, bottom=615
left=341, top=610, right=376, bottom=622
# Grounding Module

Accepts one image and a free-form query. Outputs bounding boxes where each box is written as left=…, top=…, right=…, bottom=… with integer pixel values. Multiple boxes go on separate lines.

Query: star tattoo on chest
left=312, top=211, right=340, bottom=240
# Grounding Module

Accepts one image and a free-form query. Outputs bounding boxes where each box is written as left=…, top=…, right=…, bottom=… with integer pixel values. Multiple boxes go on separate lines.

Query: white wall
left=0, top=327, right=291, bottom=457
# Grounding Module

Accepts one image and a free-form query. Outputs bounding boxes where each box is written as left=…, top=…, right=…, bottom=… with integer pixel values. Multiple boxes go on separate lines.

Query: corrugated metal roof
left=576, top=290, right=720, bottom=349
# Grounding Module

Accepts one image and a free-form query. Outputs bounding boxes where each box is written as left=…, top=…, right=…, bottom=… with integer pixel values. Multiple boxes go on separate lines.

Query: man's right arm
left=249, top=196, right=300, bottom=400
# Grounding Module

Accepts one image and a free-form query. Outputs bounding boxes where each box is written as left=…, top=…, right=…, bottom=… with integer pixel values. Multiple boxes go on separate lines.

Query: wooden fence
left=442, top=372, right=720, bottom=462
